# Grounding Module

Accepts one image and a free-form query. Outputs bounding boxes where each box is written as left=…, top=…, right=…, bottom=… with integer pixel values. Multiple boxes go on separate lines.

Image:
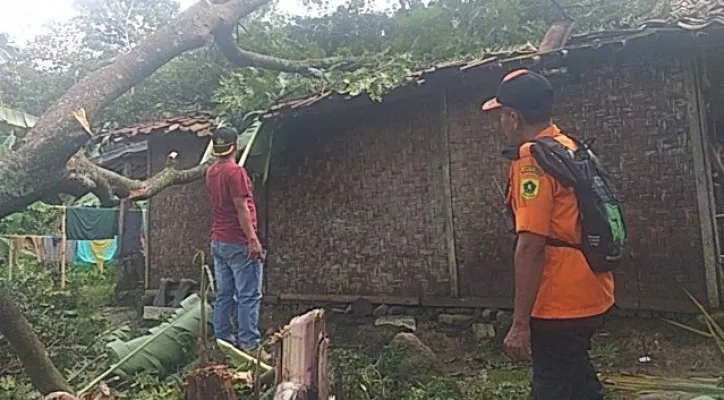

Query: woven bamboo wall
left=146, top=47, right=710, bottom=311
left=266, top=97, right=452, bottom=298
left=148, top=135, right=211, bottom=286
left=448, top=54, right=707, bottom=310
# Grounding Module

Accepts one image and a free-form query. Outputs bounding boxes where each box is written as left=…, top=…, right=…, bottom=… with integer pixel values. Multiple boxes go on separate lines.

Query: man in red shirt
left=206, top=127, right=266, bottom=356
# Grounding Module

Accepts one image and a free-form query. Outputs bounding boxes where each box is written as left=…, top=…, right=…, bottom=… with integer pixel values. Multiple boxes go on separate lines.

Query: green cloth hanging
left=66, top=207, right=119, bottom=240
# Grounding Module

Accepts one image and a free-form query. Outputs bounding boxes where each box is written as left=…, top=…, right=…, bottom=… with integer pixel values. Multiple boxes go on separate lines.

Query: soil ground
left=259, top=305, right=724, bottom=399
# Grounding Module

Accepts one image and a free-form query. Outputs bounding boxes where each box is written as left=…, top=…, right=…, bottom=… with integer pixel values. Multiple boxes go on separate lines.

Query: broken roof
left=98, top=110, right=216, bottom=144
left=262, top=5, right=724, bottom=119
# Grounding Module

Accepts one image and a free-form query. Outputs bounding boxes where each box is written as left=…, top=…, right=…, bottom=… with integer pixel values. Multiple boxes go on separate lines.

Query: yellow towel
left=90, top=239, right=113, bottom=273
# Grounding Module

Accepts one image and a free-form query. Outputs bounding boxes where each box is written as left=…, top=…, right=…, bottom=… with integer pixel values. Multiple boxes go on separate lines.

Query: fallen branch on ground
left=0, top=289, right=72, bottom=395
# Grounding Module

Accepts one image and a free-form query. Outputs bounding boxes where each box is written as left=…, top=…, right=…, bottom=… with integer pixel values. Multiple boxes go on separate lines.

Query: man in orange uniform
left=482, top=69, right=615, bottom=400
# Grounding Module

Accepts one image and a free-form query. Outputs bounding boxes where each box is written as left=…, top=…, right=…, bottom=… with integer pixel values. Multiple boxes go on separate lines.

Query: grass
left=1, top=258, right=721, bottom=400
left=591, top=343, right=622, bottom=369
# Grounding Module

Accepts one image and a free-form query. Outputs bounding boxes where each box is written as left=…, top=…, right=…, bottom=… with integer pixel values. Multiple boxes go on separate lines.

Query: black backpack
left=528, top=136, right=627, bottom=273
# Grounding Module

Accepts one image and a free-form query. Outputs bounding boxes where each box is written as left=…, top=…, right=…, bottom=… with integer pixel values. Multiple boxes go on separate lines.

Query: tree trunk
left=0, top=0, right=368, bottom=218
left=0, top=289, right=72, bottom=394
left=538, top=20, right=575, bottom=52
left=0, top=0, right=268, bottom=218
left=184, top=364, right=238, bottom=400
left=273, top=309, right=329, bottom=400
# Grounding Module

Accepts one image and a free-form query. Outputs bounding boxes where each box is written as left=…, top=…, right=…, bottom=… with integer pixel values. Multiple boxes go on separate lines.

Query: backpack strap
left=527, top=137, right=582, bottom=250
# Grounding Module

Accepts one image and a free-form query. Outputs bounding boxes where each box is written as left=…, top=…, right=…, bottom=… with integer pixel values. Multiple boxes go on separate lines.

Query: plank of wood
left=685, top=54, right=721, bottom=308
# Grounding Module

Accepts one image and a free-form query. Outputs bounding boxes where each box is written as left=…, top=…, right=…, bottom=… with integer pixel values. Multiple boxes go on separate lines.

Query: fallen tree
left=0, top=0, right=360, bottom=220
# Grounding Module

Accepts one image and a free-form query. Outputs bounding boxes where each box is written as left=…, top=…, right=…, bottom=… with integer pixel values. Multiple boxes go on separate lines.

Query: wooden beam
left=696, top=51, right=724, bottom=303
left=685, top=54, right=721, bottom=308
left=144, top=142, right=152, bottom=290
left=420, top=296, right=511, bottom=309
left=440, top=91, right=460, bottom=297
left=268, top=293, right=693, bottom=313
left=277, top=293, right=419, bottom=306
left=117, top=163, right=130, bottom=258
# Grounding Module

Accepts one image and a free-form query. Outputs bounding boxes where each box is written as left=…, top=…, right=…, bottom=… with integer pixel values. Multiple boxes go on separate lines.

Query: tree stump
left=273, top=309, right=329, bottom=400
left=184, top=364, right=237, bottom=400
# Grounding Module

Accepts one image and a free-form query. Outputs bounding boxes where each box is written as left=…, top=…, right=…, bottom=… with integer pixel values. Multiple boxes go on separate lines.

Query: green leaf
left=104, top=294, right=212, bottom=380
left=0, top=106, right=38, bottom=129
left=216, top=338, right=272, bottom=371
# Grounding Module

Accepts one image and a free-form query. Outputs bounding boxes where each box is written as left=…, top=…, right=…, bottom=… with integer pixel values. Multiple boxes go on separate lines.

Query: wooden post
left=8, top=237, right=14, bottom=281
left=117, top=163, right=129, bottom=260
left=273, top=309, right=329, bottom=400
left=685, top=54, right=721, bottom=308
left=440, top=91, right=460, bottom=297
left=60, top=207, right=68, bottom=289
left=143, top=208, right=150, bottom=290
left=145, top=141, right=152, bottom=290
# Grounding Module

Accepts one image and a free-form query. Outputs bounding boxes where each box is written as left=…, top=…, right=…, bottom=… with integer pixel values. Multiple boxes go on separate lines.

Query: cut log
left=273, top=309, right=329, bottom=400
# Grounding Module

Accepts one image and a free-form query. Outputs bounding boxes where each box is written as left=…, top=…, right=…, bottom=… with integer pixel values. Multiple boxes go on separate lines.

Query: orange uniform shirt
left=507, top=125, right=615, bottom=319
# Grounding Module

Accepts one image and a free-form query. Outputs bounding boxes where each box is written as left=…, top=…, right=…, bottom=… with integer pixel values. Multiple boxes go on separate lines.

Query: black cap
left=481, top=69, right=554, bottom=114
left=212, top=127, right=238, bottom=157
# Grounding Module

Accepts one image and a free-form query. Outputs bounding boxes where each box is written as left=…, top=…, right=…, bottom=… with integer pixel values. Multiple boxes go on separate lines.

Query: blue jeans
left=211, top=240, right=263, bottom=349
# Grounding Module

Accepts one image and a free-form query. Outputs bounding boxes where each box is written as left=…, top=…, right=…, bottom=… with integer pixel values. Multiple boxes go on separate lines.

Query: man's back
left=508, top=125, right=614, bottom=319
left=205, top=159, right=257, bottom=244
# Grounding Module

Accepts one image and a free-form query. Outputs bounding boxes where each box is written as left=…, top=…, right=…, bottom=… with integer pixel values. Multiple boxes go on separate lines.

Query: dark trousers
left=530, top=314, right=606, bottom=400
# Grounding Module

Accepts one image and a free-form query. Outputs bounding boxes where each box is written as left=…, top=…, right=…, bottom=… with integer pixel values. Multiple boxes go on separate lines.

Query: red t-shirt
left=205, top=158, right=258, bottom=244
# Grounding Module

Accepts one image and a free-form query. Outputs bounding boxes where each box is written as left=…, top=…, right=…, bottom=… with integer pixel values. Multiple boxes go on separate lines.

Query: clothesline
left=44, top=205, right=121, bottom=210
left=2, top=206, right=147, bottom=288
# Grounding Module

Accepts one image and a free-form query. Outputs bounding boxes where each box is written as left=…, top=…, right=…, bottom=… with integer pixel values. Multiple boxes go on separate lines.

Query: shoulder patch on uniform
left=519, top=165, right=543, bottom=176
left=520, top=177, right=540, bottom=200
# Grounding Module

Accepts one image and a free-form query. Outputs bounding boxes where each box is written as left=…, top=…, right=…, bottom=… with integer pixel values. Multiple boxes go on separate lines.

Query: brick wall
left=266, top=97, right=453, bottom=298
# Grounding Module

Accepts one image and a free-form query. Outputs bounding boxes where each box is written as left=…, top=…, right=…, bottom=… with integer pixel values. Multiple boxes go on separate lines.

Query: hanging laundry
left=118, top=209, right=143, bottom=258
left=66, top=207, right=119, bottom=240
left=76, top=237, right=117, bottom=272
left=41, top=236, right=77, bottom=263
left=8, top=236, right=44, bottom=265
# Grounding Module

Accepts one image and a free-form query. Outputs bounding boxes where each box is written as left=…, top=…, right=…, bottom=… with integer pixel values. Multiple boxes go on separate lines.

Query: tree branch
left=0, top=0, right=271, bottom=219
left=538, top=20, right=576, bottom=52
left=213, top=23, right=360, bottom=75
left=66, top=153, right=210, bottom=201
left=0, top=289, right=72, bottom=395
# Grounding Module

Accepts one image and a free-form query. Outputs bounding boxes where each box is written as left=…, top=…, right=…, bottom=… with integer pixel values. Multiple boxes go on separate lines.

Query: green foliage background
left=0, top=0, right=701, bottom=132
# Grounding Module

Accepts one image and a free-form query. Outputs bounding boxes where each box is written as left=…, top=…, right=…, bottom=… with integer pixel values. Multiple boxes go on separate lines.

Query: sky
left=0, top=0, right=393, bottom=45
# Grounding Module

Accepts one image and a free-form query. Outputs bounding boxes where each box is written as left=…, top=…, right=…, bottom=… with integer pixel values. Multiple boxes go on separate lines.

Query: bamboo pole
left=60, top=206, right=67, bottom=289
left=143, top=208, right=150, bottom=290
left=8, top=238, right=14, bottom=281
